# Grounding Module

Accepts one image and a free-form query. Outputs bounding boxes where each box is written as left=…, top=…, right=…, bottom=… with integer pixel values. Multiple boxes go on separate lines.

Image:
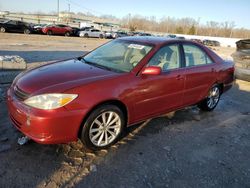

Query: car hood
left=15, top=59, right=118, bottom=95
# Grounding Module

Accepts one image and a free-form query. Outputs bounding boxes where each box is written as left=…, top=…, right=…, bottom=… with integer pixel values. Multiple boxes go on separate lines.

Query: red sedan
left=7, top=37, right=234, bottom=150
left=42, top=24, right=72, bottom=36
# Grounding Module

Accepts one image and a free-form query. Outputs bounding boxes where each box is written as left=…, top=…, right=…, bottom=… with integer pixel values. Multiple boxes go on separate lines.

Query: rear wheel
left=81, top=105, right=125, bottom=150
left=47, top=30, right=52, bottom=35
left=0, top=27, right=6, bottom=33
left=84, top=33, right=89, bottom=38
left=198, top=85, right=221, bottom=111
left=24, top=29, right=31, bottom=34
left=65, top=31, right=70, bottom=37
left=99, top=34, right=104, bottom=39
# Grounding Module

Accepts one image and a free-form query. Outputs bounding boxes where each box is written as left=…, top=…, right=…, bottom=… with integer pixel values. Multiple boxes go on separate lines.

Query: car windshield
left=83, top=40, right=153, bottom=73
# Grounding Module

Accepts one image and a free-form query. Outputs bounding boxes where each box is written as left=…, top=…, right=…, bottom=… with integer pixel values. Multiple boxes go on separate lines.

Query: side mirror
left=141, top=66, right=162, bottom=75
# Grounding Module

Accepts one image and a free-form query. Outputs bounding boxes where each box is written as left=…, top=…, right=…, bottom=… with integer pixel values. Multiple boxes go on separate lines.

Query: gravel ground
left=0, top=33, right=249, bottom=188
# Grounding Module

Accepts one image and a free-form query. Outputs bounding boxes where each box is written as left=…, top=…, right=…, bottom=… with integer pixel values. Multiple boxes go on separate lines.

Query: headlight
left=24, top=93, right=78, bottom=110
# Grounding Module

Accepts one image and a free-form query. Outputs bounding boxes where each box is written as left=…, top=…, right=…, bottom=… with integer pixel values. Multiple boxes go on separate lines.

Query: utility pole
left=57, top=0, right=59, bottom=21
left=68, top=3, right=71, bottom=13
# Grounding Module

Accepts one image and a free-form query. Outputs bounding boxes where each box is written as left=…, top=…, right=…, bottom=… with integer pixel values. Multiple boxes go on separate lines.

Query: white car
left=79, top=29, right=104, bottom=38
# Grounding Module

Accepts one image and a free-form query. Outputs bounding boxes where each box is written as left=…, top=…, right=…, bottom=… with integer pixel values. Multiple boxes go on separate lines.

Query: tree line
left=118, top=14, right=250, bottom=38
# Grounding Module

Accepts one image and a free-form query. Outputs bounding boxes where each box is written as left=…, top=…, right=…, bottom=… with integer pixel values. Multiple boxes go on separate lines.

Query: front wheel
left=81, top=105, right=125, bottom=150
left=0, top=27, right=6, bottom=33
left=198, top=85, right=221, bottom=111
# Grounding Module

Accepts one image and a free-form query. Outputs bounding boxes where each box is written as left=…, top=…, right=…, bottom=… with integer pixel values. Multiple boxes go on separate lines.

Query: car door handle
left=176, top=75, right=184, bottom=80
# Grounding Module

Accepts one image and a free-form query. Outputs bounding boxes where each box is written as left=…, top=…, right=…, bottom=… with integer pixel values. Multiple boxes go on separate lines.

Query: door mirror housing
left=141, top=66, right=162, bottom=75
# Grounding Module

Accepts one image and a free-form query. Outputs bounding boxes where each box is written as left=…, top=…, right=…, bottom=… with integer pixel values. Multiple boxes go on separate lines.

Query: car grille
left=14, top=86, right=30, bottom=101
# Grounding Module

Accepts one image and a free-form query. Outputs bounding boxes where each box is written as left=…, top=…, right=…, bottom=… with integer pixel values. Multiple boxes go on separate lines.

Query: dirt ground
left=1, top=33, right=250, bottom=188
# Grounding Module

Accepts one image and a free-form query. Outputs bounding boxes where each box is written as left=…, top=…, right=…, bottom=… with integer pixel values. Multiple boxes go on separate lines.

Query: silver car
left=79, top=29, right=104, bottom=38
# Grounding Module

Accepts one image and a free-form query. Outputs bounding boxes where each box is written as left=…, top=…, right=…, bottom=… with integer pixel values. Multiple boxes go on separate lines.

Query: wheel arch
left=217, top=82, right=224, bottom=94
left=77, top=99, right=128, bottom=138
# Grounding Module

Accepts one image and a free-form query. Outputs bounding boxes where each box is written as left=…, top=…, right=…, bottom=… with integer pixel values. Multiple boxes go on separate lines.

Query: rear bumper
left=7, top=88, right=87, bottom=144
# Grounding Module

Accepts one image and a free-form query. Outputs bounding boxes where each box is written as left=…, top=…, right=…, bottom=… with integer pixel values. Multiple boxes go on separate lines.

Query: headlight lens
left=24, top=93, right=78, bottom=110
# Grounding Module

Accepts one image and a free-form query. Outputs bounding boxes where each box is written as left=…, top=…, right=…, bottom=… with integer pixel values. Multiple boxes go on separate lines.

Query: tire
left=99, top=34, right=104, bottom=39
left=81, top=105, right=125, bottom=150
left=65, top=31, right=70, bottom=37
left=47, top=30, right=53, bottom=35
left=198, top=85, right=221, bottom=111
left=84, top=33, right=89, bottom=38
left=24, top=29, right=31, bottom=34
left=0, top=27, right=6, bottom=33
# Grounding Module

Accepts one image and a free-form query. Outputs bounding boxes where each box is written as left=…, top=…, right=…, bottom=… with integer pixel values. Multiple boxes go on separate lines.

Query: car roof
left=118, top=36, right=186, bottom=46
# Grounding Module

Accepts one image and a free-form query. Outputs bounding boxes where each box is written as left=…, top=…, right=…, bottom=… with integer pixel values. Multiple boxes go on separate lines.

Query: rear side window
left=183, top=45, right=213, bottom=67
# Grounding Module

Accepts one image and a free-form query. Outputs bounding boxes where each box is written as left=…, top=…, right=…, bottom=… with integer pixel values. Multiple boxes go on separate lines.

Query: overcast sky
left=0, top=0, right=249, bottom=29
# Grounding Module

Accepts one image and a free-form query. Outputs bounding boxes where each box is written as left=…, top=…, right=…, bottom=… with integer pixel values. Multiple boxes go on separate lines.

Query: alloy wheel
left=207, top=86, right=220, bottom=109
left=89, top=111, right=121, bottom=147
left=0, top=27, right=5, bottom=33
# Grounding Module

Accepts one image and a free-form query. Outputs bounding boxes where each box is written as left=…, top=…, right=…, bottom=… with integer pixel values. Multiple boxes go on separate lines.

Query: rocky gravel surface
left=1, top=80, right=249, bottom=188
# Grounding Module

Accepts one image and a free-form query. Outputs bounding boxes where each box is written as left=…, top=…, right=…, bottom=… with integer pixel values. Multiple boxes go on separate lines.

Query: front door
left=132, top=44, right=186, bottom=121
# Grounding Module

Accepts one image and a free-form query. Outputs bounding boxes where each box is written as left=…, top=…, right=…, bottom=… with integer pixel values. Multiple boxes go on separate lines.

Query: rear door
left=181, top=43, right=217, bottom=106
left=53, top=25, right=62, bottom=34
left=16, top=21, right=26, bottom=32
left=91, top=29, right=99, bottom=37
left=132, top=44, right=186, bottom=121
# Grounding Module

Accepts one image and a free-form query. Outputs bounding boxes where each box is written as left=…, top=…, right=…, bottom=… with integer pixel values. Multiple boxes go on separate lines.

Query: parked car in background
left=136, top=32, right=152, bottom=36
left=232, top=39, right=250, bottom=81
left=112, top=30, right=128, bottom=38
left=42, top=24, right=73, bottom=36
left=71, top=27, right=80, bottom=37
left=165, top=34, right=177, bottom=38
left=79, top=28, right=104, bottom=38
left=77, top=27, right=93, bottom=34
left=190, top=38, right=203, bottom=44
left=32, top=24, right=47, bottom=34
left=0, top=20, right=33, bottom=34
left=103, top=31, right=114, bottom=39
left=7, top=37, right=234, bottom=150
left=203, top=39, right=220, bottom=47
left=176, top=36, right=186, bottom=40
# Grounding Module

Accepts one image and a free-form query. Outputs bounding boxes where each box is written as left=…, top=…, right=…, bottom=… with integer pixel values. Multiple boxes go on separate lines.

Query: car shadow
left=0, top=50, right=86, bottom=64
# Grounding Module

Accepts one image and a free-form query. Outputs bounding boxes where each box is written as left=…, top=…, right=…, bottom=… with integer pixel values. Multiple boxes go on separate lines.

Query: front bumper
left=7, top=88, right=87, bottom=144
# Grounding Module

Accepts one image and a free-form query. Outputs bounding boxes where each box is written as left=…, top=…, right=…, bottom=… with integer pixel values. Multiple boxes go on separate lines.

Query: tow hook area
left=17, top=136, right=30, bottom=145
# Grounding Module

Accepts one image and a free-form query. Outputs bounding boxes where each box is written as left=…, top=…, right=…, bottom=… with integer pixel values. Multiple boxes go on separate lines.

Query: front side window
left=148, top=44, right=181, bottom=71
left=183, top=45, right=213, bottom=67
left=83, top=40, right=152, bottom=72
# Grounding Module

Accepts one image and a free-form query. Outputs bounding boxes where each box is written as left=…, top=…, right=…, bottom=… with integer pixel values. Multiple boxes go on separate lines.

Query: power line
left=65, top=0, right=105, bottom=15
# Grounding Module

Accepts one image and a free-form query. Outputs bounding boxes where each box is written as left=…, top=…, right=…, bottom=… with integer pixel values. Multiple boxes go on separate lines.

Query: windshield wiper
left=80, top=57, right=124, bottom=73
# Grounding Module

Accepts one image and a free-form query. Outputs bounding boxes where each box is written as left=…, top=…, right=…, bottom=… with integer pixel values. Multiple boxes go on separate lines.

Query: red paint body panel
left=7, top=37, right=234, bottom=144
left=42, top=26, right=72, bottom=35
